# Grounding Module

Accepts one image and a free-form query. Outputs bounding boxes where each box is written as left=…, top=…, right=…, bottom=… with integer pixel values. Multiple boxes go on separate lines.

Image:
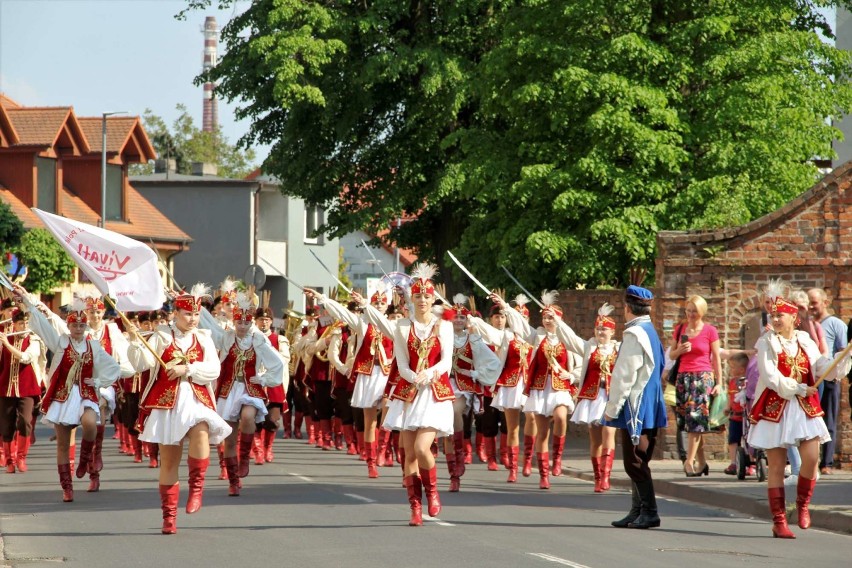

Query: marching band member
left=605, top=286, right=668, bottom=530
left=0, top=309, right=44, bottom=473
left=303, top=306, right=338, bottom=449
left=129, top=284, right=231, bottom=534
left=747, top=281, right=852, bottom=538
left=254, top=300, right=290, bottom=463
left=201, top=291, right=285, bottom=495
left=310, top=285, right=395, bottom=477
left=327, top=303, right=357, bottom=454
left=16, top=285, right=120, bottom=502
left=359, top=263, right=454, bottom=526
left=570, top=303, right=620, bottom=492
left=508, top=291, right=582, bottom=489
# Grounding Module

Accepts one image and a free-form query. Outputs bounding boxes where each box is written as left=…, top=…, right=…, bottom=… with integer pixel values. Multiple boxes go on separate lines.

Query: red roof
left=77, top=116, right=156, bottom=162
left=0, top=93, right=21, bottom=108
left=5, top=107, right=90, bottom=153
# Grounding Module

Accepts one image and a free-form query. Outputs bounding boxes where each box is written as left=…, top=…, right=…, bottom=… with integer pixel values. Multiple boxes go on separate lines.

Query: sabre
left=308, top=250, right=352, bottom=295
left=360, top=238, right=391, bottom=279
left=500, top=265, right=545, bottom=309
left=281, top=273, right=307, bottom=293
left=447, top=251, right=492, bottom=297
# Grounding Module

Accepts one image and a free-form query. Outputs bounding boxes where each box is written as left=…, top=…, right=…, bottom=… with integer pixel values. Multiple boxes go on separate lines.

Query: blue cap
left=625, top=285, right=653, bottom=304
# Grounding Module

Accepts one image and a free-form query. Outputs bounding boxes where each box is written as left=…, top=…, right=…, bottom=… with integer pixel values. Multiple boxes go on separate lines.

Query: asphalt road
left=1, top=428, right=849, bottom=568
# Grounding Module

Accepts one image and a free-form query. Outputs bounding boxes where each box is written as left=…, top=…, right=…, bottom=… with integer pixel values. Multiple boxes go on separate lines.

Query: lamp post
left=100, top=111, right=127, bottom=228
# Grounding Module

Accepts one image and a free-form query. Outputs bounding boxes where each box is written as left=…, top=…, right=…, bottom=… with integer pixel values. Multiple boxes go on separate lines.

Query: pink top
left=674, top=324, right=719, bottom=373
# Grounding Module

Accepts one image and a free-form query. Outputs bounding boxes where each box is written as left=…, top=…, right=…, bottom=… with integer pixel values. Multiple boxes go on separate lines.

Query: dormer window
left=36, top=157, right=56, bottom=213
left=105, top=163, right=123, bottom=221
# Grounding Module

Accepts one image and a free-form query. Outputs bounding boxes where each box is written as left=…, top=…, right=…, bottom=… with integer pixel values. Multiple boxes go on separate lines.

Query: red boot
left=186, top=456, right=209, bottom=514
left=320, top=419, right=333, bottom=450
left=58, top=463, right=74, bottom=502
left=476, top=432, right=486, bottom=463
left=343, top=425, right=358, bottom=455
left=93, top=425, right=105, bottom=471
left=522, top=435, right=534, bottom=477
left=88, top=471, right=100, bottom=492
left=463, top=437, right=473, bottom=464
left=132, top=433, right=143, bottom=463
left=293, top=411, right=304, bottom=439
left=253, top=431, right=265, bottom=464
left=592, top=456, right=602, bottom=492
left=15, top=434, right=30, bottom=473
left=332, top=417, right=344, bottom=450
left=366, top=441, right=379, bottom=478
left=68, top=444, right=76, bottom=470
left=551, top=435, right=565, bottom=477
left=149, top=443, right=160, bottom=468
left=238, top=432, right=254, bottom=478
left=485, top=436, right=499, bottom=471
left=447, top=453, right=460, bottom=492
left=796, top=476, right=816, bottom=529
left=356, top=431, right=366, bottom=460
left=500, top=433, right=510, bottom=469
left=420, top=466, right=441, bottom=517
left=768, top=487, right=795, bottom=538
left=507, top=446, right=519, bottom=483
left=264, top=428, right=277, bottom=463
left=404, top=475, right=423, bottom=526
left=453, top=432, right=466, bottom=478
left=600, top=449, right=614, bottom=491
left=376, top=428, right=391, bottom=467
left=217, top=443, right=227, bottom=479
left=538, top=452, right=550, bottom=490
left=159, top=483, right=179, bottom=534
left=2, top=441, right=13, bottom=473
left=282, top=410, right=293, bottom=439
left=225, top=456, right=240, bottom=496
left=306, top=417, right=316, bottom=445
left=76, top=438, right=96, bottom=479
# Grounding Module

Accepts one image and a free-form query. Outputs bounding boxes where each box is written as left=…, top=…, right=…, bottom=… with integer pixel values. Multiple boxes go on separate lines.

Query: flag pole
left=103, top=295, right=166, bottom=368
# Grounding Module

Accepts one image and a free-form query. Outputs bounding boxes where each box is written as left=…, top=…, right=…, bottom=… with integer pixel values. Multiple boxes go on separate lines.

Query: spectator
left=790, top=290, right=828, bottom=356
left=807, top=288, right=848, bottom=475
left=724, top=352, right=750, bottom=475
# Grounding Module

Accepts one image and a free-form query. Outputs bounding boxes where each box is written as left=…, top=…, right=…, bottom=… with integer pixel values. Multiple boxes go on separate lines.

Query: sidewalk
left=561, top=447, right=852, bottom=535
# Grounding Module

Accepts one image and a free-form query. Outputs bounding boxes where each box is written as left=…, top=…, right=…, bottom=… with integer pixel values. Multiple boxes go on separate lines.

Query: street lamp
left=100, top=111, right=127, bottom=228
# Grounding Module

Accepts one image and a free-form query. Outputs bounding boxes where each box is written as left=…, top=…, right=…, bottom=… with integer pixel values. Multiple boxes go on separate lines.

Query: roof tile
left=6, top=107, right=71, bottom=146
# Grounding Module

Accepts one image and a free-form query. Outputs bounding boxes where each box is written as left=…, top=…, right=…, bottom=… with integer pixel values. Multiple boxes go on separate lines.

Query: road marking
left=528, top=552, right=592, bottom=568
left=287, top=472, right=313, bottom=482
left=344, top=493, right=376, bottom=503
left=423, top=514, right=455, bottom=526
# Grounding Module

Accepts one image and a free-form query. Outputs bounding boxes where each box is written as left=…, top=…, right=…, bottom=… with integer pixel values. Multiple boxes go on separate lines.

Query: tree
left=131, top=105, right=257, bottom=179
left=14, top=229, right=76, bottom=294
left=0, top=201, right=24, bottom=254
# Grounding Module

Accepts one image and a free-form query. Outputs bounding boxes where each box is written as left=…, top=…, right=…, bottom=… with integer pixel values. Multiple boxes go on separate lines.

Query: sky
left=0, top=0, right=268, bottom=161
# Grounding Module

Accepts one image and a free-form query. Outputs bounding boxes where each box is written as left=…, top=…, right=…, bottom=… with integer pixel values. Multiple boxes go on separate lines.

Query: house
left=132, top=166, right=340, bottom=316
left=0, top=94, right=191, bottom=307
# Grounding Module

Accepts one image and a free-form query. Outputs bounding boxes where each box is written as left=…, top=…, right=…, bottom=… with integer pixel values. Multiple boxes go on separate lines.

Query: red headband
left=514, top=304, right=529, bottom=318
left=66, top=310, right=88, bottom=324
left=174, top=295, right=203, bottom=313
left=410, top=278, right=435, bottom=296
left=772, top=297, right=799, bottom=316
left=84, top=297, right=105, bottom=311
left=595, top=315, right=616, bottom=330
left=542, top=305, right=563, bottom=319
left=232, top=307, right=255, bottom=323
left=371, top=291, right=389, bottom=304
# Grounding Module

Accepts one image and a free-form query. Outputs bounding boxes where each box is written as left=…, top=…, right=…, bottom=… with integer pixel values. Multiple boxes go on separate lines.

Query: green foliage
left=130, top=105, right=257, bottom=179
left=0, top=200, right=25, bottom=253
left=14, top=229, right=76, bottom=294
left=182, top=0, right=852, bottom=291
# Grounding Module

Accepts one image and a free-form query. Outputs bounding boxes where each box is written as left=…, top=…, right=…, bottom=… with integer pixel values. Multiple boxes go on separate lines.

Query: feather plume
left=540, top=290, right=559, bottom=307
left=190, top=283, right=212, bottom=300
left=452, top=293, right=468, bottom=306
left=235, top=290, right=256, bottom=311
left=73, top=284, right=102, bottom=301
left=764, top=279, right=788, bottom=302
left=410, top=262, right=438, bottom=282
left=69, top=296, right=88, bottom=313
left=219, top=277, right=237, bottom=295
left=598, top=302, right=615, bottom=318
left=513, top=294, right=529, bottom=307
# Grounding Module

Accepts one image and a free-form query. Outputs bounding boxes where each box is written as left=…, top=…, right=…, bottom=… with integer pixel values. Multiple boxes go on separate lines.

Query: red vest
left=750, top=342, right=823, bottom=424
left=526, top=337, right=574, bottom=394
left=496, top=337, right=532, bottom=388
left=351, top=324, right=394, bottom=376
left=217, top=339, right=265, bottom=401
left=390, top=323, right=454, bottom=403
left=0, top=336, right=40, bottom=398
left=91, top=325, right=113, bottom=356
left=577, top=346, right=618, bottom=400
left=266, top=333, right=286, bottom=404
left=307, top=324, right=331, bottom=383
left=141, top=332, right=214, bottom=411
left=332, top=329, right=352, bottom=391
left=41, top=340, right=95, bottom=413
left=452, top=339, right=480, bottom=394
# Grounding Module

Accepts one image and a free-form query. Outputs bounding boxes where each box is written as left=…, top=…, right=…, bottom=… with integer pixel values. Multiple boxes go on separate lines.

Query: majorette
left=254, top=293, right=291, bottom=464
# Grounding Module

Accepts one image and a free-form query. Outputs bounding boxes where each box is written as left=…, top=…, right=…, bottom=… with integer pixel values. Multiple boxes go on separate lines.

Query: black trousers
left=312, top=381, right=334, bottom=420
left=621, top=428, right=657, bottom=483
left=333, top=387, right=354, bottom=425
left=0, top=396, right=35, bottom=442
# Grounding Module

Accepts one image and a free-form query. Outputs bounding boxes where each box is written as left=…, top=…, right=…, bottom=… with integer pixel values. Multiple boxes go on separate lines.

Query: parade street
left=1, top=428, right=849, bottom=568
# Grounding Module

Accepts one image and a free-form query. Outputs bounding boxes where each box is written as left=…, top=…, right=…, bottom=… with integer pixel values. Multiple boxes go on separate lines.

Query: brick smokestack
left=202, top=16, right=219, bottom=133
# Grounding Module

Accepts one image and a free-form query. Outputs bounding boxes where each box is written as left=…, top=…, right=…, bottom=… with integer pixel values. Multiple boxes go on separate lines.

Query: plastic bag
left=709, top=387, right=729, bottom=429
left=664, top=383, right=677, bottom=407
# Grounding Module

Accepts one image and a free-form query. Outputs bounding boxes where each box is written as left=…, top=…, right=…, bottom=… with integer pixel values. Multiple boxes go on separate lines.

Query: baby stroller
left=734, top=374, right=768, bottom=481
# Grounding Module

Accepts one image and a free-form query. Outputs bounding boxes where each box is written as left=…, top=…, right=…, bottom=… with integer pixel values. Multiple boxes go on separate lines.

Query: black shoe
left=612, top=482, right=640, bottom=528
left=701, top=463, right=709, bottom=476
left=628, top=512, right=661, bottom=529
left=628, top=480, right=660, bottom=529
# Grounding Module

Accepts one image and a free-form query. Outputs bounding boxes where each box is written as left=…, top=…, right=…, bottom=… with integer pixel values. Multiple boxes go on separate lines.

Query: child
left=724, top=352, right=750, bottom=475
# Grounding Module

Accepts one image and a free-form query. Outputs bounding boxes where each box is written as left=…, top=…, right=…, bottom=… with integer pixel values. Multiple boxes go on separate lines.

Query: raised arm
left=199, top=307, right=226, bottom=351
left=250, top=330, right=285, bottom=388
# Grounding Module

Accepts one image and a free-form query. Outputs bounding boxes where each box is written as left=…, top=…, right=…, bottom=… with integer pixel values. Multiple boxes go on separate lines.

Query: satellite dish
left=244, top=264, right=266, bottom=289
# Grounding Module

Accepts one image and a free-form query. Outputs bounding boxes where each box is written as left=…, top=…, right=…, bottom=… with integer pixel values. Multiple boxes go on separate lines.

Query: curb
left=562, top=467, right=852, bottom=536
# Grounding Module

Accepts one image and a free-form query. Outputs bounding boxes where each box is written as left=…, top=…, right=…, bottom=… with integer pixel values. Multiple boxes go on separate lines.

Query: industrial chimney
left=202, top=16, right=219, bottom=133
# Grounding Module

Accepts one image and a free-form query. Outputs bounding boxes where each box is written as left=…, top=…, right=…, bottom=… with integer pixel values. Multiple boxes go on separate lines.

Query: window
left=36, top=157, right=56, bottom=213
left=304, top=205, right=324, bottom=244
left=105, top=164, right=123, bottom=221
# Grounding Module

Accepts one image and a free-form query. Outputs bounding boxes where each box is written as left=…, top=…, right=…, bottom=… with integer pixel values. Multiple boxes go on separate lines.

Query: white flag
left=32, top=208, right=165, bottom=312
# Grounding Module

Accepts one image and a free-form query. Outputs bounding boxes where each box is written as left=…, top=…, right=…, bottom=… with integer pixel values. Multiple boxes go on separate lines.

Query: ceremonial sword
left=360, top=238, right=391, bottom=279
left=309, top=250, right=352, bottom=295
left=281, top=272, right=307, bottom=292
left=500, top=265, right=545, bottom=309
left=447, top=251, right=492, bottom=296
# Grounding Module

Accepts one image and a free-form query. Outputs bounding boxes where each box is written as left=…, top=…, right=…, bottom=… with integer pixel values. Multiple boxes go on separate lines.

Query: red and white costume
left=571, top=306, right=620, bottom=427
left=468, top=314, right=533, bottom=412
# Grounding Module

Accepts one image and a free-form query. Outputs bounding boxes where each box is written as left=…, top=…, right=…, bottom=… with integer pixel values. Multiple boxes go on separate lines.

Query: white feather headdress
left=540, top=290, right=559, bottom=307
left=452, top=293, right=468, bottom=306
left=764, top=279, right=788, bottom=302
left=410, top=262, right=438, bottom=283
left=598, top=302, right=614, bottom=318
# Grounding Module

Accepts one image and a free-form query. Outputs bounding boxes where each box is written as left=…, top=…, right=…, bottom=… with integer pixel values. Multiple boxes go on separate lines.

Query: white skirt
left=43, top=385, right=102, bottom=427
left=523, top=382, right=575, bottom=417
left=351, top=366, right=390, bottom=409
left=747, top=398, right=830, bottom=450
left=571, top=389, right=608, bottom=425
left=216, top=382, right=268, bottom=423
left=491, top=382, right=527, bottom=411
left=382, top=385, right=454, bottom=438
left=141, top=382, right=232, bottom=446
